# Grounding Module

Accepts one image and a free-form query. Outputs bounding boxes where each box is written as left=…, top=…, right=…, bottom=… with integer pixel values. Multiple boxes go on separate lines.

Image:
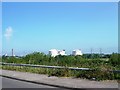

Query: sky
left=2, top=2, right=118, bottom=56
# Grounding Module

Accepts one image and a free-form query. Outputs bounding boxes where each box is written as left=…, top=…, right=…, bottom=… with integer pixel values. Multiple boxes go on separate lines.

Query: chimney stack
left=12, top=49, right=13, bottom=56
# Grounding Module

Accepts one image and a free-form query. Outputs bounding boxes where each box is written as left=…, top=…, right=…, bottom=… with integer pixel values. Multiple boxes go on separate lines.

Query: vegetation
left=0, top=57, right=2, bottom=62
left=1, top=52, right=120, bottom=80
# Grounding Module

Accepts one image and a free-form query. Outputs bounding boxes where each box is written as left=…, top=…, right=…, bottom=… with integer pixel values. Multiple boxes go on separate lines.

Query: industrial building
left=49, top=49, right=58, bottom=57
left=58, top=50, right=66, bottom=55
left=72, top=49, right=83, bottom=56
left=49, top=49, right=66, bottom=57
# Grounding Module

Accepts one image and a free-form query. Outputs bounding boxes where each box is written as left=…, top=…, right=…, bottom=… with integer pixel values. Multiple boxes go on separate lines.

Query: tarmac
left=0, top=69, right=119, bottom=89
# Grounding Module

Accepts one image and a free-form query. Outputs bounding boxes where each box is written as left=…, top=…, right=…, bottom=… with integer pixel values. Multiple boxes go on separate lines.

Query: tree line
left=1, top=52, right=120, bottom=69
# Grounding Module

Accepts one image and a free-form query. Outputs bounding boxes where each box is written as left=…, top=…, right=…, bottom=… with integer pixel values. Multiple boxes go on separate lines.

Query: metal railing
left=0, top=62, right=91, bottom=71
left=1, top=62, right=120, bottom=73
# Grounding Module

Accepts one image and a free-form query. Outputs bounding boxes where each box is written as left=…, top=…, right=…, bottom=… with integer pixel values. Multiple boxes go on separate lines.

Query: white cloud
left=4, top=27, right=13, bottom=40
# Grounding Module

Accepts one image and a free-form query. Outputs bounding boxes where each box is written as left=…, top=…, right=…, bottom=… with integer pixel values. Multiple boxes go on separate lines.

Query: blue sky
left=2, top=2, right=118, bottom=55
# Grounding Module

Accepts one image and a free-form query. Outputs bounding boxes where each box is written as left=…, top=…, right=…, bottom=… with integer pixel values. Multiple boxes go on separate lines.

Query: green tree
left=109, top=53, right=119, bottom=66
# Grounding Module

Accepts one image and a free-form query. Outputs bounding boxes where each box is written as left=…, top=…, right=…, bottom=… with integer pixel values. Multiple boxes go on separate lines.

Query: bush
left=1, top=52, right=120, bottom=81
left=109, top=53, right=120, bottom=68
left=2, top=65, right=120, bottom=81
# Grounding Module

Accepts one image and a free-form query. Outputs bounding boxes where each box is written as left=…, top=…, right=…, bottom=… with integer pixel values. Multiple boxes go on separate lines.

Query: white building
left=49, top=49, right=58, bottom=57
left=72, top=49, right=83, bottom=56
left=5, top=53, right=8, bottom=56
left=49, top=49, right=66, bottom=57
left=58, top=50, right=66, bottom=55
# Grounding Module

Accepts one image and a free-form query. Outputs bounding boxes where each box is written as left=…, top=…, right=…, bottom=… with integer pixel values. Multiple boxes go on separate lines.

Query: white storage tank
left=49, top=49, right=58, bottom=57
left=58, top=50, right=66, bottom=55
left=72, top=49, right=83, bottom=56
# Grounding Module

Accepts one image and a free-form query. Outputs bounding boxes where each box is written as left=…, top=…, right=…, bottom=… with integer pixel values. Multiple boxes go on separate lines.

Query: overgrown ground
left=1, top=52, right=120, bottom=80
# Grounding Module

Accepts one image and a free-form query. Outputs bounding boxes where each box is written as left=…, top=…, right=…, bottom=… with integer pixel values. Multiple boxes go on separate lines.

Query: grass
left=1, top=65, right=120, bottom=81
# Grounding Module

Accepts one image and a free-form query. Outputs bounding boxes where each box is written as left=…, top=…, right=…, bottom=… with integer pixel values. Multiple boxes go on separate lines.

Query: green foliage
left=1, top=52, right=120, bottom=80
left=2, top=52, right=120, bottom=69
left=2, top=52, right=120, bottom=68
left=0, top=57, right=2, bottom=62
left=2, top=65, right=120, bottom=81
left=109, top=53, right=120, bottom=66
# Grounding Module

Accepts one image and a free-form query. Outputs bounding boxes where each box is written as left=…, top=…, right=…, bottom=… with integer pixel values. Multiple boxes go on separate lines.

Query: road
left=1, top=76, right=118, bottom=90
left=2, top=76, right=60, bottom=88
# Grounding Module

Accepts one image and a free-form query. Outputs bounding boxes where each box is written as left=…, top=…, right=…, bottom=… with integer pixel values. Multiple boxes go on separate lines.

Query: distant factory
left=3, top=49, right=16, bottom=57
left=49, top=49, right=82, bottom=57
left=72, top=49, right=83, bottom=56
left=3, top=48, right=83, bottom=57
left=49, top=49, right=67, bottom=57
